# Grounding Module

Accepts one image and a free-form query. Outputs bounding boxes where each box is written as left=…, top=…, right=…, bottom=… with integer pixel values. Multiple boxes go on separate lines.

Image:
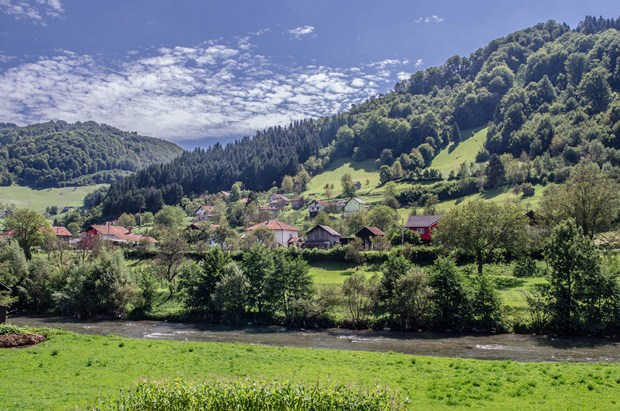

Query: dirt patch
left=0, top=333, right=46, bottom=348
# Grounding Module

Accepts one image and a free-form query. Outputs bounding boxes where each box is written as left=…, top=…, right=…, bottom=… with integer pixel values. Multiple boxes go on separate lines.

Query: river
left=9, top=316, right=620, bottom=363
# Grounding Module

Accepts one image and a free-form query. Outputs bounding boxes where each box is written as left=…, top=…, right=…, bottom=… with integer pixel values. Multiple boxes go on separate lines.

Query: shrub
left=91, top=379, right=406, bottom=411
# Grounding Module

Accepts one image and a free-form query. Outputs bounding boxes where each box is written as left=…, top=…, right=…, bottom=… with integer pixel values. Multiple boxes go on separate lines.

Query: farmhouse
left=194, top=205, right=217, bottom=221
left=355, top=226, right=386, bottom=250
left=405, top=215, right=441, bottom=243
left=80, top=224, right=157, bottom=247
left=51, top=226, right=73, bottom=241
left=268, top=193, right=290, bottom=209
left=304, top=224, right=341, bottom=249
left=245, top=219, right=300, bottom=246
left=343, top=197, right=367, bottom=216
left=307, top=199, right=328, bottom=217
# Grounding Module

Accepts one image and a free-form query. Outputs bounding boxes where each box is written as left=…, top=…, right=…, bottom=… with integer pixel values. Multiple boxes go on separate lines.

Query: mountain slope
left=100, top=16, right=620, bottom=216
left=0, top=121, right=184, bottom=188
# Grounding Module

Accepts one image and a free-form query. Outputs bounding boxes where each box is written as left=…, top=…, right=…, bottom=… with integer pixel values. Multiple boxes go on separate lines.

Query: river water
left=10, top=316, right=620, bottom=363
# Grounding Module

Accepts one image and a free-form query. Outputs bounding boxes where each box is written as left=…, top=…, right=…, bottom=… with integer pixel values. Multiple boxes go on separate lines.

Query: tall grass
left=91, top=380, right=406, bottom=411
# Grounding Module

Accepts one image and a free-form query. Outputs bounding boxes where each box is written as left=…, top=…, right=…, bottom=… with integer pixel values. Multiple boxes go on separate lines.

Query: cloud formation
left=288, top=25, right=315, bottom=39
left=0, top=41, right=408, bottom=142
left=414, top=58, right=424, bottom=67
left=414, top=15, right=444, bottom=24
left=0, top=0, right=64, bottom=24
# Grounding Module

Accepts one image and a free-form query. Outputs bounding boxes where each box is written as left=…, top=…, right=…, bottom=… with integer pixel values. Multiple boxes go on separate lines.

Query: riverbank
left=1, top=327, right=619, bottom=410
left=10, top=316, right=620, bottom=363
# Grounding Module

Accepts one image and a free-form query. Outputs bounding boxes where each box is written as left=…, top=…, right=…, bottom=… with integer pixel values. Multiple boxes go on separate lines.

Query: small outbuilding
left=355, top=226, right=386, bottom=250
left=304, top=224, right=341, bottom=249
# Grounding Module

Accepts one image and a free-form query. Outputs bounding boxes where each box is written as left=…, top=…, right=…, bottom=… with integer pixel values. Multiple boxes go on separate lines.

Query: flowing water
left=10, top=316, right=620, bottom=363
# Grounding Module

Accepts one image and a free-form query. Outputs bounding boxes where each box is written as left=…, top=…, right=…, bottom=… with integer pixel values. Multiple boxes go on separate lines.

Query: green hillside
left=0, top=121, right=183, bottom=188
left=0, top=184, right=106, bottom=213
left=303, top=157, right=380, bottom=198
left=429, top=127, right=487, bottom=176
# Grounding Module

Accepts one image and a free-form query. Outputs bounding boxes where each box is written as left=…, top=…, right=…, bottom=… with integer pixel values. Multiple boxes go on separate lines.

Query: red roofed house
left=194, top=205, right=217, bottom=222
left=307, top=199, right=328, bottom=218
left=52, top=226, right=73, bottom=241
left=405, top=215, right=441, bottom=244
left=355, top=226, right=386, bottom=250
left=245, top=219, right=300, bottom=246
left=268, top=193, right=290, bottom=209
left=81, top=224, right=157, bottom=247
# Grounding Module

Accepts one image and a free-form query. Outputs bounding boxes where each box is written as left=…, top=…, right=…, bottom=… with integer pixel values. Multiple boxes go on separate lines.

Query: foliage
left=5, top=208, right=53, bottom=259
left=342, top=272, right=378, bottom=327
left=543, top=220, right=620, bottom=334
left=154, top=205, right=187, bottom=229
left=428, top=257, right=471, bottom=330
left=92, top=379, right=406, bottom=411
left=179, top=248, right=231, bottom=316
left=213, top=263, right=249, bottom=324
left=471, top=275, right=503, bottom=330
left=435, top=200, right=528, bottom=274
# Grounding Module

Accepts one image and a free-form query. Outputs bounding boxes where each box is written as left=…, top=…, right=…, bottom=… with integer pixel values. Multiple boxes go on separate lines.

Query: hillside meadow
left=0, top=184, right=106, bottom=214
left=0, top=329, right=618, bottom=410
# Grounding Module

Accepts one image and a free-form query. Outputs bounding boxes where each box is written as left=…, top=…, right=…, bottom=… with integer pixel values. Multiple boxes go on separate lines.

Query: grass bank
left=0, top=330, right=618, bottom=410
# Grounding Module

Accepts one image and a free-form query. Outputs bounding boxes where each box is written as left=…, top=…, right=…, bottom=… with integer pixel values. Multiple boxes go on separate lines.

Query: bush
left=91, top=379, right=406, bottom=411
left=513, top=256, right=540, bottom=278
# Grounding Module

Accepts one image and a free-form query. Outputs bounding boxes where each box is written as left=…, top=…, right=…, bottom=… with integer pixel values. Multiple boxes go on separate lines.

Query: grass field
left=303, top=157, right=380, bottom=198
left=0, top=184, right=106, bottom=213
left=309, top=261, right=380, bottom=285
left=429, top=127, right=487, bottom=176
left=0, top=330, right=618, bottom=410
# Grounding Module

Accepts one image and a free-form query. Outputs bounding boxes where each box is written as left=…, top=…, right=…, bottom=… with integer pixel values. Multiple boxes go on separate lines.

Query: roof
left=87, top=225, right=157, bottom=243
left=308, top=199, right=328, bottom=206
left=196, top=205, right=216, bottom=213
left=405, top=215, right=441, bottom=228
left=356, top=226, right=386, bottom=237
left=245, top=219, right=299, bottom=232
left=259, top=205, right=278, bottom=211
left=52, top=226, right=72, bottom=237
left=270, top=193, right=290, bottom=201
left=347, top=197, right=366, bottom=204
left=307, top=224, right=341, bottom=237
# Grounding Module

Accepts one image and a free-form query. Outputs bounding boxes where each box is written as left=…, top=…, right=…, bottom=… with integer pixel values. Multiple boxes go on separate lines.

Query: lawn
left=0, top=184, right=107, bottom=213
left=309, top=261, right=380, bottom=285
left=429, top=127, right=487, bottom=176
left=0, top=330, right=618, bottom=410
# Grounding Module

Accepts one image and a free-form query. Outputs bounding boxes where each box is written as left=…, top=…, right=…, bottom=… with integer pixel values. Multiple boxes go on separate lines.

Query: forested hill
left=102, top=16, right=620, bottom=216
left=0, top=121, right=184, bottom=187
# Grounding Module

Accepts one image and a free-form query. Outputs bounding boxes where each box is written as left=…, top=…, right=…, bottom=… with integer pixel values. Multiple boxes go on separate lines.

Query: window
left=417, top=228, right=425, bottom=234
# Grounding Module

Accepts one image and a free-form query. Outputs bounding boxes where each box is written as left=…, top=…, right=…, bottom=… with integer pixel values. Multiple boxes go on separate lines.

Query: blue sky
left=0, top=1, right=618, bottom=148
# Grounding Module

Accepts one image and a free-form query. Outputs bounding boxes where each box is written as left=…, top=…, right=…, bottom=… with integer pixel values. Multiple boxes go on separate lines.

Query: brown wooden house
left=355, top=226, right=386, bottom=250
left=304, top=224, right=341, bottom=249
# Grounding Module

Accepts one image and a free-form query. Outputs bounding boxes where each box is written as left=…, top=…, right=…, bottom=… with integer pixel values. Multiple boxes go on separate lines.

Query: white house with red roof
left=245, top=219, right=300, bottom=246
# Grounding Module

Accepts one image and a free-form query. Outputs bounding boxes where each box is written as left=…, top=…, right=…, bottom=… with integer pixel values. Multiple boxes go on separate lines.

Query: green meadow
left=0, top=184, right=106, bottom=214
left=428, top=127, right=487, bottom=176
left=0, top=330, right=618, bottom=410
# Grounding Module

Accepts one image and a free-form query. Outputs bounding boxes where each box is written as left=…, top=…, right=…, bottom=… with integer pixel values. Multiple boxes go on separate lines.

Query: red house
left=405, top=215, right=441, bottom=243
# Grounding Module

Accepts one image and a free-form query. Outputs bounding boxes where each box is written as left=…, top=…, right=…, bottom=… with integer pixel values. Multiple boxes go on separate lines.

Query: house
left=51, top=226, right=73, bottom=241
left=405, top=215, right=441, bottom=244
left=355, top=226, right=386, bottom=250
left=194, top=205, right=217, bottom=221
left=259, top=205, right=279, bottom=218
left=290, top=196, right=305, bottom=210
left=308, top=200, right=328, bottom=217
left=304, top=224, right=341, bottom=249
left=268, top=193, right=290, bottom=209
left=343, top=197, right=367, bottom=215
left=80, top=224, right=157, bottom=247
left=245, top=219, right=300, bottom=246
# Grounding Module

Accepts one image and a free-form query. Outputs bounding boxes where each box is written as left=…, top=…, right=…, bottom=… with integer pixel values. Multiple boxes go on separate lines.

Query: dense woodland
left=0, top=121, right=183, bottom=187
left=98, top=17, right=620, bottom=217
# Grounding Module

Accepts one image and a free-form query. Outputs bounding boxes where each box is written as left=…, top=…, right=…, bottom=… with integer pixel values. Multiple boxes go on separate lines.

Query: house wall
left=307, top=229, right=338, bottom=245
left=274, top=229, right=299, bottom=246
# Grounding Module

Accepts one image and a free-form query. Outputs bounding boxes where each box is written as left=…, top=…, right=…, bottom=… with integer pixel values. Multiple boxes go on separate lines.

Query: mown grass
left=429, top=127, right=487, bottom=176
left=0, top=184, right=107, bottom=213
left=309, top=261, right=380, bottom=285
left=0, top=330, right=618, bottom=410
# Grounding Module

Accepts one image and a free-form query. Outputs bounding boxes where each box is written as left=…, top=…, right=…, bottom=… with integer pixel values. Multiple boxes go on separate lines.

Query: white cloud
left=414, top=59, right=424, bottom=67
left=0, top=44, right=408, bottom=142
left=288, top=25, right=315, bottom=39
left=396, top=71, right=410, bottom=81
left=414, top=15, right=444, bottom=24
left=0, top=0, right=64, bottom=24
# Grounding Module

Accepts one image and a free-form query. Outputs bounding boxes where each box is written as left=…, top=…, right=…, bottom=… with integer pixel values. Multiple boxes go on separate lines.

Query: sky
left=0, top=1, right=618, bottom=149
